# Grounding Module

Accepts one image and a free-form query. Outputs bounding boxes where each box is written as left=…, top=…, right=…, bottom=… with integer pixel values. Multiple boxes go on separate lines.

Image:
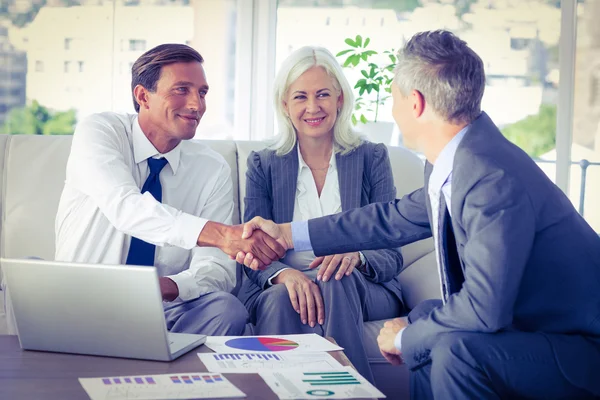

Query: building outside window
left=128, top=39, right=146, bottom=52
left=2, top=0, right=238, bottom=140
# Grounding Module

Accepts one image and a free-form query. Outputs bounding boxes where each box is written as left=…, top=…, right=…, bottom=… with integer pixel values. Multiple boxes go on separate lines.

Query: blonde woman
left=237, top=46, right=406, bottom=383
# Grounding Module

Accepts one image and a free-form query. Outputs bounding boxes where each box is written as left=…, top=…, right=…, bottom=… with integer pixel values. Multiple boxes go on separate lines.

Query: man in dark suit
left=235, top=30, right=600, bottom=398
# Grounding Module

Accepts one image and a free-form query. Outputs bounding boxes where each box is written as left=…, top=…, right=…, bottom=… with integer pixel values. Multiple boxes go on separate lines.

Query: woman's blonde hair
left=271, top=46, right=362, bottom=156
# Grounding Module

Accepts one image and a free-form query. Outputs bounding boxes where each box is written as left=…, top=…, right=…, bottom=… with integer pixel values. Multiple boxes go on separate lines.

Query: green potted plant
left=336, top=35, right=397, bottom=126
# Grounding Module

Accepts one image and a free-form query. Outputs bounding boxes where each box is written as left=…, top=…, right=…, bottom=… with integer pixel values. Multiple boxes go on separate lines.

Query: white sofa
left=0, top=134, right=439, bottom=397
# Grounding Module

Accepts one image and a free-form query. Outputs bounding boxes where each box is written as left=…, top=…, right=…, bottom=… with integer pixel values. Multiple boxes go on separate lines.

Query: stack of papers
left=79, top=334, right=386, bottom=399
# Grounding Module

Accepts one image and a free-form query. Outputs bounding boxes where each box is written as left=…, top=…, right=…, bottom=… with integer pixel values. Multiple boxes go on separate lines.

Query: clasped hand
left=232, top=217, right=360, bottom=282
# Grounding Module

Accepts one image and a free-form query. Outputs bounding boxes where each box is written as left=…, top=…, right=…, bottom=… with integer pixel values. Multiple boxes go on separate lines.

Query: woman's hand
left=308, top=252, right=361, bottom=282
left=272, top=269, right=324, bottom=327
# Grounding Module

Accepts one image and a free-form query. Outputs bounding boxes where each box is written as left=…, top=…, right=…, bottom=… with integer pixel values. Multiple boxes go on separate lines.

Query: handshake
left=198, top=217, right=293, bottom=270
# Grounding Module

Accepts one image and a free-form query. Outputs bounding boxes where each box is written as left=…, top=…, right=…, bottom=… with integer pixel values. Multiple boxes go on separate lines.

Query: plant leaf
left=345, top=38, right=356, bottom=47
left=351, top=114, right=357, bottom=125
left=336, top=49, right=354, bottom=57
left=356, top=35, right=362, bottom=47
left=360, top=114, right=368, bottom=124
left=369, top=65, right=376, bottom=78
left=364, top=37, right=370, bottom=47
left=361, top=70, right=369, bottom=79
left=354, top=78, right=366, bottom=88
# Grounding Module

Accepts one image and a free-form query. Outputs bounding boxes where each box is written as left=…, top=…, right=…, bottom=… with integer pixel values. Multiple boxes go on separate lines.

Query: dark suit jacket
left=239, top=141, right=404, bottom=307
left=305, top=112, right=600, bottom=394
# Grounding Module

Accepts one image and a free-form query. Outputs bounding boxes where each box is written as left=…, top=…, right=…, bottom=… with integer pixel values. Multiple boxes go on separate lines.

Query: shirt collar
left=132, top=115, right=182, bottom=175
left=297, top=145, right=337, bottom=173
left=428, top=125, right=469, bottom=194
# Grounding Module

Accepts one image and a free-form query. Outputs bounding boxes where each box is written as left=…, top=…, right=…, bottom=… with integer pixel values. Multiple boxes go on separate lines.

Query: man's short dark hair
left=131, top=43, right=204, bottom=112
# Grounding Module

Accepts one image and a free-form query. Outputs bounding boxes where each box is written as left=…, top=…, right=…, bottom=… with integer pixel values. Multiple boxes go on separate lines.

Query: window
left=569, top=0, right=600, bottom=231
left=276, top=0, right=560, bottom=154
left=590, top=65, right=600, bottom=107
left=4, top=0, right=240, bottom=139
left=128, top=39, right=146, bottom=52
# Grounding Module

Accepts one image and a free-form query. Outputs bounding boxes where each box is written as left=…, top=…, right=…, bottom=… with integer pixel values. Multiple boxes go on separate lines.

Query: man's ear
left=411, top=89, right=425, bottom=118
left=133, top=85, right=150, bottom=111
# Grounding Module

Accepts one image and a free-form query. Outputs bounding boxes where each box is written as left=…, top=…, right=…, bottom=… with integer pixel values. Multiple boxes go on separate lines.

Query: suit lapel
left=336, top=148, right=362, bottom=211
left=271, top=146, right=299, bottom=223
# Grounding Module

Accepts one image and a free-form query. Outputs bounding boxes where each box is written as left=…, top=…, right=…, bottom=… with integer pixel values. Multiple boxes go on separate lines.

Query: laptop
left=0, top=258, right=206, bottom=361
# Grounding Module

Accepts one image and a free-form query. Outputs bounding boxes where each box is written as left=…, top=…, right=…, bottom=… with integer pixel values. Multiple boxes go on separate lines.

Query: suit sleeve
left=401, top=169, right=535, bottom=370
left=307, top=184, right=432, bottom=256
left=243, top=151, right=291, bottom=289
left=359, top=144, right=405, bottom=283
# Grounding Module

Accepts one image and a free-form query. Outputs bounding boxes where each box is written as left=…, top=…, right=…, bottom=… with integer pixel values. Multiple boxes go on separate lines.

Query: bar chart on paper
left=302, top=371, right=360, bottom=385
left=198, top=352, right=344, bottom=373
left=259, top=367, right=386, bottom=399
left=78, top=373, right=245, bottom=400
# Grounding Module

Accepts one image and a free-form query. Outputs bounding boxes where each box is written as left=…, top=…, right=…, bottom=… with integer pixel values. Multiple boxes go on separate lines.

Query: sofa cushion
left=2, top=135, right=72, bottom=261
left=0, top=134, right=11, bottom=283
left=0, top=295, right=6, bottom=334
left=399, top=251, right=441, bottom=309
left=200, top=140, right=241, bottom=224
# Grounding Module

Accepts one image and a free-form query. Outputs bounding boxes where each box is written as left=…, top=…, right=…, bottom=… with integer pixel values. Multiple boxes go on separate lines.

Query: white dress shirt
left=55, top=112, right=236, bottom=303
left=394, top=126, right=469, bottom=352
left=268, top=146, right=341, bottom=283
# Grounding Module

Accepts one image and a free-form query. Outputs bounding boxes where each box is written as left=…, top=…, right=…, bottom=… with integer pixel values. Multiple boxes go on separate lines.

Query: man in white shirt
left=55, top=44, right=285, bottom=335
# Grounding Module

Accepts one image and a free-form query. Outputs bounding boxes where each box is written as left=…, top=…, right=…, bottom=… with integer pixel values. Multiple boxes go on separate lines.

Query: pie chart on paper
left=224, top=337, right=300, bottom=352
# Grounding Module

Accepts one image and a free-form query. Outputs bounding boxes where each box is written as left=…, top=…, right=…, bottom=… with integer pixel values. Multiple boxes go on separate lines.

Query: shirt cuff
left=267, top=268, right=290, bottom=286
left=171, top=213, right=208, bottom=249
left=165, top=273, right=195, bottom=302
left=395, top=327, right=406, bottom=351
left=291, top=221, right=312, bottom=252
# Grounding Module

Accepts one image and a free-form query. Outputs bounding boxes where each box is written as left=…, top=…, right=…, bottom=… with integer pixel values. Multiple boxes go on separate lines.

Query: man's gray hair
left=271, top=46, right=362, bottom=156
left=393, top=30, right=485, bottom=124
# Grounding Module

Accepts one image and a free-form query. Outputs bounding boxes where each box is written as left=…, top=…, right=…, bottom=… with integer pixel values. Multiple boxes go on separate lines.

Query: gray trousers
left=164, top=292, right=248, bottom=336
left=244, top=270, right=403, bottom=383
left=408, top=300, right=595, bottom=399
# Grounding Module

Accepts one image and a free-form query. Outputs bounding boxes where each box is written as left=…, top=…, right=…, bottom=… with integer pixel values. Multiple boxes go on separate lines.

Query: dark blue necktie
left=125, top=157, right=169, bottom=266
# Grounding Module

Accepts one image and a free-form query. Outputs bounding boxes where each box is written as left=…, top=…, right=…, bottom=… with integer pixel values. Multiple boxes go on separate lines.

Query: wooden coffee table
left=0, top=335, right=380, bottom=399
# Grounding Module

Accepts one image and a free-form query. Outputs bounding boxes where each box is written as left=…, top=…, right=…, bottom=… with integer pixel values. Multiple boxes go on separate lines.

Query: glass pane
left=275, top=0, right=561, bottom=176
left=1, top=2, right=112, bottom=135
left=1, top=0, right=238, bottom=139
left=112, top=0, right=238, bottom=139
left=571, top=0, right=600, bottom=231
